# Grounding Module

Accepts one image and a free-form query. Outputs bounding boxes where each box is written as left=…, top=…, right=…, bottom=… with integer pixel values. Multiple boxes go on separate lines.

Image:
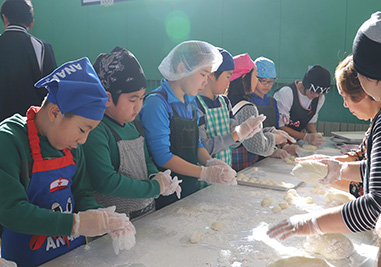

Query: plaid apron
left=197, top=95, right=232, bottom=166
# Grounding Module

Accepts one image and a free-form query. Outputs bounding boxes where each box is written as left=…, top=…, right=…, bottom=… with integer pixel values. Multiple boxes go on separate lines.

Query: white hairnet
left=158, top=40, right=223, bottom=81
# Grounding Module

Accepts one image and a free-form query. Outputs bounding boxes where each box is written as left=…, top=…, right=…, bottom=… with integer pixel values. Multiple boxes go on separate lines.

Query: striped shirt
left=342, top=110, right=381, bottom=232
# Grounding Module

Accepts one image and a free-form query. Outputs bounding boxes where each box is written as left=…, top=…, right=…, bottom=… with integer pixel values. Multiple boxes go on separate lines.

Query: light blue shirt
left=140, top=79, right=203, bottom=166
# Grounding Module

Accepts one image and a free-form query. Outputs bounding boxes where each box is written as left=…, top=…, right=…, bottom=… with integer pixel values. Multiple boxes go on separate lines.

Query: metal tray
left=237, top=166, right=304, bottom=191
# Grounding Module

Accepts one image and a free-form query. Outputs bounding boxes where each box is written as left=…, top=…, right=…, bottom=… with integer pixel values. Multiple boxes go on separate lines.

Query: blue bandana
left=216, top=48, right=235, bottom=72
left=254, top=57, right=276, bottom=78
left=35, top=57, right=108, bottom=121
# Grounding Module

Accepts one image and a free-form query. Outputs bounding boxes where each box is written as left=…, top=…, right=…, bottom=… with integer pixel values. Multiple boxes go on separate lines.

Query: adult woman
left=268, top=12, right=381, bottom=240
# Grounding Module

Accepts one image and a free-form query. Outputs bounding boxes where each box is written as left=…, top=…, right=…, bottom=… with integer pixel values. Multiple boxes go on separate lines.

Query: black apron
left=146, top=91, right=199, bottom=210
left=255, top=96, right=276, bottom=128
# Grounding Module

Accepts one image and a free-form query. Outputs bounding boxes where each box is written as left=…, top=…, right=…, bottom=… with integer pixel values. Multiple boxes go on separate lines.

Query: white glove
left=283, top=144, right=300, bottom=156
left=235, top=115, right=266, bottom=141
left=200, top=165, right=237, bottom=185
left=272, top=129, right=296, bottom=144
left=206, top=158, right=229, bottom=167
left=271, top=149, right=289, bottom=159
left=72, top=206, right=129, bottom=237
left=0, top=258, right=17, bottom=267
left=110, top=219, right=136, bottom=255
left=267, top=213, right=323, bottom=240
left=318, top=159, right=344, bottom=185
left=303, top=133, right=326, bottom=146
left=153, top=170, right=182, bottom=199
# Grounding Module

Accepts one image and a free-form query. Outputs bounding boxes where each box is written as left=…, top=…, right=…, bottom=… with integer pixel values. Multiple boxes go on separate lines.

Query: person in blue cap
left=83, top=47, right=181, bottom=225
left=196, top=48, right=265, bottom=168
left=0, top=57, right=135, bottom=267
left=253, top=57, right=300, bottom=159
left=140, top=41, right=237, bottom=210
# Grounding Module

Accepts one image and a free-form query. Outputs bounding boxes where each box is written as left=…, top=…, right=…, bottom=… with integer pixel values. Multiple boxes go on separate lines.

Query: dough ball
left=189, top=232, right=201, bottom=244
left=211, top=222, right=223, bottom=231
left=314, top=184, right=323, bottom=189
left=284, top=156, right=296, bottom=165
left=319, top=190, right=328, bottom=196
left=310, top=188, right=319, bottom=194
left=279, top=202, right=289, bottom=210
left=261, top=197, right=273, bottom=207
left=272, top=206, right=282, bottom=213
left=287, top=189, right=298, bottom=196
left=267, top=256, right=329, bottom=267
left=303, top=234, right=354, bottom=260
left=324, top=192, right=355, bottom=206
left=236, top=173, right=246, bottom=181
left=305, top=197, right=314, bottom=204
left=291, top=160, right=328, bottom=184
left=302, top=144, right=318, bottom=151
left=249, top=178, right=258, bottom=183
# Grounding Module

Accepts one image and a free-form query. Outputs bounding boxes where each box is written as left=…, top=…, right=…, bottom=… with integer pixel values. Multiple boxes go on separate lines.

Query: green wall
left=8, top=0, right=381, bottom=124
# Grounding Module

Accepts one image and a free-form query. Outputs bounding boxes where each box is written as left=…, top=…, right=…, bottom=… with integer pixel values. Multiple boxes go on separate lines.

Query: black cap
left=302, top=65, right=331, bottom=94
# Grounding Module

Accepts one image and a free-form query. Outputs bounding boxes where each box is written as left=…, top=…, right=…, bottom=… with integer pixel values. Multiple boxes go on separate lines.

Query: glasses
left=257, top=77, right=276, bottom=86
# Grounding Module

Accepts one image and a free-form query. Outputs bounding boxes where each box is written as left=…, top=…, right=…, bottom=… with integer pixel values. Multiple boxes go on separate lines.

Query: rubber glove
left=206, top=158, right=229, bottom=167
left=110, top=219, right=136, bottom=255
left=153, top=170, right=182, bottom=198
left=271, top=149, right=289, bottom=159
left=283, top=144, right=300, bottom=156
left=267, top=213, right=323, bottom=240
left=303, top=133, right=326, bottom=146
left=295, top=154, right=331, bottom=162
left=235, top=115, right=266, bottom=141
left=272, top=129, right=296, bottom=144
left=0, top=258, right=17, bottom=267
left=72, top=206, right=129, bottom=237
left=318, top=159, right=344, bottom=185
left=200, top=165, right=237, bottom=185
left=375, top=215, right=381, bottom=238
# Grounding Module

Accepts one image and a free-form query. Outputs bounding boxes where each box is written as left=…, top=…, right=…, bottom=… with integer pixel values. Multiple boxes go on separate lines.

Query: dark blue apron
left=1, top=106, right=85, bottom=267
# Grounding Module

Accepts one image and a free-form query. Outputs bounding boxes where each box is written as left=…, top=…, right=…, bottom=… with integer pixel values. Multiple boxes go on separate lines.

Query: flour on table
left=303, top=233, right=354, bottom=260
left=267, top=256, right=330, bottom=267
left=291, top=160, right=328, bottom=184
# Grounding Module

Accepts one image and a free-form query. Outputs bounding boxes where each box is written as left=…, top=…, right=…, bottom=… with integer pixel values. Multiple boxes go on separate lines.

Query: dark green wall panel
left=6, top=0, right=380, bottom=124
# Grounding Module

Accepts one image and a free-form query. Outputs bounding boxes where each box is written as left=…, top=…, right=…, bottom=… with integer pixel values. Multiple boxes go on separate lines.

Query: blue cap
left=216, top=48, right=235, bottom=72
left=35, top=57, right=108, bottom=121
left=254, top=56, right=276, bottom=78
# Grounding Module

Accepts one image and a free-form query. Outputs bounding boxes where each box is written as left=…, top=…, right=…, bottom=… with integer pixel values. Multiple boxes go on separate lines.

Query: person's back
left=0, top=0, right=56, bottom=121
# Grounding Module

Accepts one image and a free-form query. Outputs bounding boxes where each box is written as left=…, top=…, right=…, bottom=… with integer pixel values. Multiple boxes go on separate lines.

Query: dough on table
left=324, top=192, right=355, bottom=206
left=279, top=202, right=289, bottom=210
left=305, top=196, right=314, bottom=204
left=236, top=173, right=247, bottom=181
left=261, top=197, right=273, bottom=207
left=189, top=232, right=201, bottom=244
left=303, top=233, right=354, bottom=260
left=291, top=160, right=328, bottom=184
left=272, top=206, right=281, bottom=213
left=267, top=256, right=329, bottom=267
left=211, top=222, right=223, bottom=231
left=302, top=144, right=318, bottom=151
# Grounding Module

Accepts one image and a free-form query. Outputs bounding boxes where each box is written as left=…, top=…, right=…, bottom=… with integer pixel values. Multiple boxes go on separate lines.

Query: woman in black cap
left=273, top=65, right=331, bottom=146
left=267, top=11, right=381, bottom=242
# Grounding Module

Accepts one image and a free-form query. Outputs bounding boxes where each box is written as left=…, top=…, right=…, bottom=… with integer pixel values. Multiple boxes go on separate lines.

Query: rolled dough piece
left=272, top=206, right=281, bottom=213
left=211, top=222, right=223, bottom=231
left=267, top=256, right=329, bottom=267
left=302, top=144, right=318, bottom=150
left=279, top=202, right=289, bottom=210
left=189, top=232, right=201, bottom=244
left=303, top=233, right=354, bottom=260
left=305, top=197, right=314, bottom=204
left=236, top=173, right=246, bottom=181
left=261, top=197, right=273, bottom=207
left=291, top=160, right=328, bottom=184
left=324, top=192, right=355, bottom=206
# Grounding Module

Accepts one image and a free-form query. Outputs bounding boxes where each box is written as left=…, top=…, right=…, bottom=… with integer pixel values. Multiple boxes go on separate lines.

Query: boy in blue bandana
left=0, top=58, right=134, bottom=266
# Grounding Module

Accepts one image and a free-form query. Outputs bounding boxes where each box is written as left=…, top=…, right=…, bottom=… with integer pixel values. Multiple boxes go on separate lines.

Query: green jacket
left=83, top=116, right=160, bottom=198
left=0, top=114, right=100, bottom=237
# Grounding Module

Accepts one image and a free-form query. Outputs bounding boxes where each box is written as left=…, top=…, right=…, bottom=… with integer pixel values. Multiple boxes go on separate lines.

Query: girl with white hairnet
left=140, top=41, right=237, bottom=209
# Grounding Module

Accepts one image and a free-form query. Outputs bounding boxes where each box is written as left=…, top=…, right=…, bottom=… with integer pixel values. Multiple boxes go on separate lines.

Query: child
left=273, top=65, right=330, bottom=146
left=226, top=53, right=295, bottom=171
left=140, top=41, right=237, bottom=209
left=196, top=48, right=265, bottom=166
left=0, top=58, right=133, bottom=266
left=83, top=47, right=181, bottom=221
